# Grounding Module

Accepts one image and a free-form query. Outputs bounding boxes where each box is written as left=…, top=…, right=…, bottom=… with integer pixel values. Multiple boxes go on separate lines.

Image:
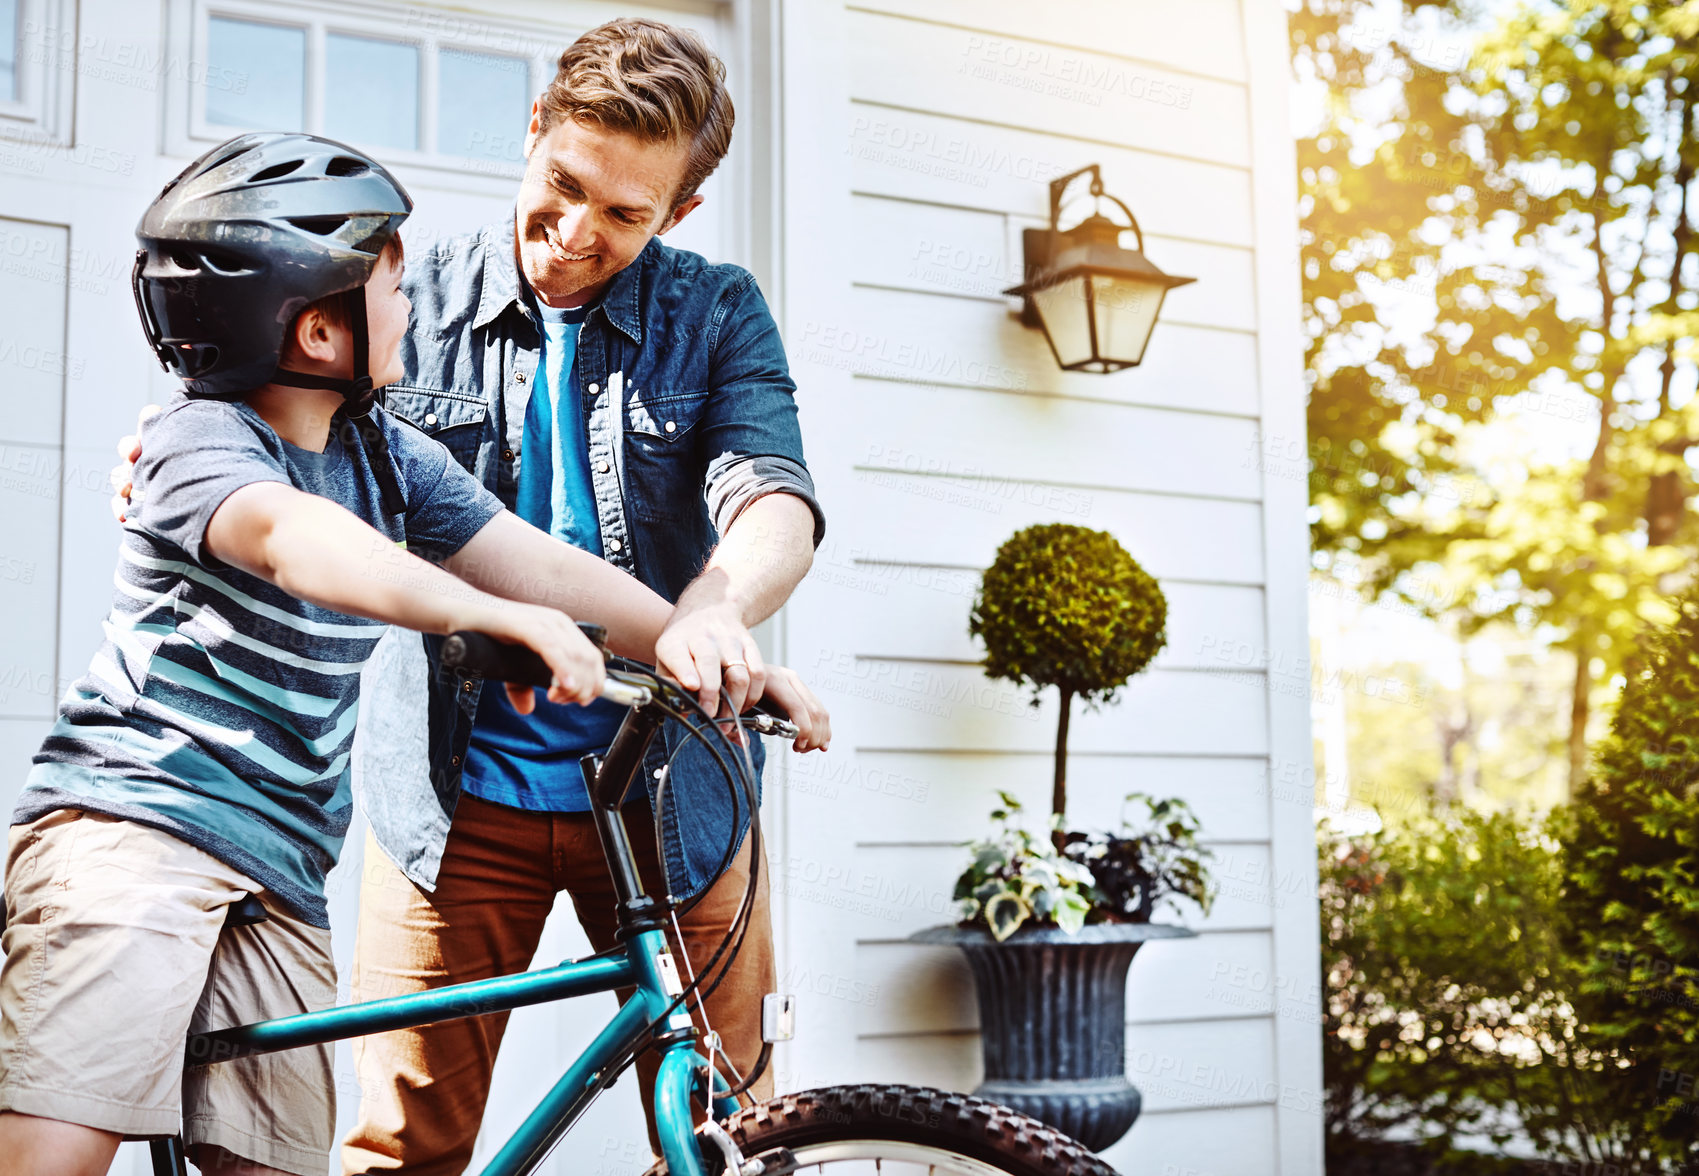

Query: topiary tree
left=970, top=523, right=1167, bottom=834
left=1564, top=583, right=1699, bottom=1162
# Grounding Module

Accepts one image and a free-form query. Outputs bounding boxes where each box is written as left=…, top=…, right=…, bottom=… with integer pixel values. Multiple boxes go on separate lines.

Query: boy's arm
left=204, top=482, right=606, bottom=710
left=442, top=512, right=829, bottom=750
left=443, top=511, right=673, bottom=660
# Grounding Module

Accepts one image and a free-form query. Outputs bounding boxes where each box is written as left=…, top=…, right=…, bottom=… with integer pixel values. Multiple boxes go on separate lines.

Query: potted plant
left=910, top=523, right=1214, bottom=1152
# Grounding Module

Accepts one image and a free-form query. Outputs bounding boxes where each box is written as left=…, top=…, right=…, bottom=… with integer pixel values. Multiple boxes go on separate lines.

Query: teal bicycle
left=147, top=626, right=1116, bottom=1176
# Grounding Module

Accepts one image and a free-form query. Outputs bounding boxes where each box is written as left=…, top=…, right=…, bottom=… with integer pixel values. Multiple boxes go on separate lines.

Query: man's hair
left=538, top=18, right=734, bottom=213
left=284, top=234, right=404, bottom=350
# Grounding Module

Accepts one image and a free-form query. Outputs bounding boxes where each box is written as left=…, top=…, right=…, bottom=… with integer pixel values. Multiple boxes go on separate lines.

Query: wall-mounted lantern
left=1005, top=164, right=1195, bottom=374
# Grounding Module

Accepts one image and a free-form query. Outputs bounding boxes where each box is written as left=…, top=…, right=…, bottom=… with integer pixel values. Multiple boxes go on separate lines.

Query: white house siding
left=773, top=4, right=1322, bottom=1176
left=0, top=1, right=1319, bottom=1173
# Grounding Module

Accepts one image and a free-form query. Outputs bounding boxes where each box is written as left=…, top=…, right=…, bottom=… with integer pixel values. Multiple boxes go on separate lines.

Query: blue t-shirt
left=462, top=301, right=625, bottom=812
left=17, top=396, right=505, bottom=928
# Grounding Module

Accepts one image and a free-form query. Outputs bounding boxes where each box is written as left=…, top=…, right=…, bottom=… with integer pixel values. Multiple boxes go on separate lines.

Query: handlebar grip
left=440, top=626, right=644, bottom=709
left=441, top=631, right=553, bottom=688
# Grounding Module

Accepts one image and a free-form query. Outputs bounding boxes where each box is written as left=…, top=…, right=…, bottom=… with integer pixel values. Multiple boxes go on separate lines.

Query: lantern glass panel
left=1031, top=275, right=1094, bottom=368
left=1091, top=273, right=1167, bottom=367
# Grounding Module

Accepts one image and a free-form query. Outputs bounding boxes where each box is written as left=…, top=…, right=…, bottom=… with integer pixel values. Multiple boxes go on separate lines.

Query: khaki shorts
left=0, top=809, right=335, bottom=1176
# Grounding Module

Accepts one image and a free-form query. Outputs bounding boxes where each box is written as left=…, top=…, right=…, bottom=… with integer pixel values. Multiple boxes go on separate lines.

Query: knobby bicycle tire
left=643, top=1082, right=1120, bottom=1176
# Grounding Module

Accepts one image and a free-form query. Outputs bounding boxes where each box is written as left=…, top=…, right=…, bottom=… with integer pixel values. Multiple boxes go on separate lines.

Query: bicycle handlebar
left=440, top=629, right=652, bottom=709
left=439, top=628, right=801, bottom=739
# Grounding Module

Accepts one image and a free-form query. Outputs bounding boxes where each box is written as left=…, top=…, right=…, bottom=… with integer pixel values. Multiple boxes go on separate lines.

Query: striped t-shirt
left=17, top=395, right=504, bottom=927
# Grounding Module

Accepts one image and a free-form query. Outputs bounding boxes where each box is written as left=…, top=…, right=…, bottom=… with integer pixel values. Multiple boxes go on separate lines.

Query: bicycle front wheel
left=646, top=1083, right=1119, bottom=1176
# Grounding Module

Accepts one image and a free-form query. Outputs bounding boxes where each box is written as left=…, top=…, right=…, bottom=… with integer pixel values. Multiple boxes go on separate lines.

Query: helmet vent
left=196, top=246, right=253, bottom=276
left=325, top=156, right=371, bottom=178
left=203, top=145, right=252, bottom=173
left=174, top=342, right=220, bottom=377
left=250, top=159, right=305, bottom=183
left=167, top=246, right=202, bottom=272
left=286, top=215, right=351, bottom=238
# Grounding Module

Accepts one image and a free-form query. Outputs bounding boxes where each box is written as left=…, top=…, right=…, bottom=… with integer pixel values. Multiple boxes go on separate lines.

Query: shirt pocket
left=384, top=387, right=489, bottom=471
left=623, top=388, right=711, bottom=523
left=625, top=387, right=710, bottom=443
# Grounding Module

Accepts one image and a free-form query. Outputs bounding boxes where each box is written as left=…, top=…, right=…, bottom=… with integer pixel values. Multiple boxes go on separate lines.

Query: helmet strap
left=273, top=288, right=405, bottom=517
left=272, top=288, right=376, bottom=412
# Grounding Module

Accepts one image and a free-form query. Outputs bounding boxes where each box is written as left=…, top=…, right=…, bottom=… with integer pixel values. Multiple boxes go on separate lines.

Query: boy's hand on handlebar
left=110, top=404, right=161, bottom=523
left=758, top=666, right=831, bottom=753
left=475, top=604, right=606, bottom=713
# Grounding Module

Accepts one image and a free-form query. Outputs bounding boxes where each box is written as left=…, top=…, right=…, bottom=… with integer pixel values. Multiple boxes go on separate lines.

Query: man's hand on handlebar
left=110, top=404, right=161, bottom=523
left=654, top=597, right=766, bottom=719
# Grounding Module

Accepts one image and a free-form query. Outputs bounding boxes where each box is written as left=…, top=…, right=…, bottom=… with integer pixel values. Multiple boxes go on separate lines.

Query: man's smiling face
left=515, top=106, right=703, bottom=309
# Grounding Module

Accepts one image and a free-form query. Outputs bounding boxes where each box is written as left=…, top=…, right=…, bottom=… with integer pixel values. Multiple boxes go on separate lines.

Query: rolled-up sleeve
left=706, top=453, right=824, bottom=544
left=700, top=274, right=827, bottom=545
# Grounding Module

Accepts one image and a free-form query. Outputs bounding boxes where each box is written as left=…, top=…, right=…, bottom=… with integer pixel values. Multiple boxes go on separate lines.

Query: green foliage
left=969, top=524, right=1167, bottom=707
left=1322, top=813, right=1681, bottom=1172
left=954, top=793, right=1096, bottom=941
left=1565, top=582, right=1699, bottom=1153
left=1064, top=794, right=1214, bottom=923
left=1293, top=0, right=1699, bottom=792
left=954, top=792, right=1212, bottom=941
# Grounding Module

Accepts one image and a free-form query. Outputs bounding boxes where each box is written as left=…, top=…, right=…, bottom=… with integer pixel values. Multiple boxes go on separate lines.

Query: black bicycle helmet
left=133, top=132, right=414, bottom=511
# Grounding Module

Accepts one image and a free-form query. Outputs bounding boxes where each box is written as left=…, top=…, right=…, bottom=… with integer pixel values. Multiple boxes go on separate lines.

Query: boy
left=0, top=132, right=812, bottom=1175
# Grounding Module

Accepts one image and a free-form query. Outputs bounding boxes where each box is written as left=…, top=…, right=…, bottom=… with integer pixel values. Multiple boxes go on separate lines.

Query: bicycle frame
left=154, top=692, right=743, bottom=1176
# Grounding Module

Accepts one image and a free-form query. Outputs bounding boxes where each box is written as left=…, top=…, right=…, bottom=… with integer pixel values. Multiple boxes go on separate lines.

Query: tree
left=969, top=524, right=1166, bottom=836
left=1565, top=581, right=1699, bottom=1161
left=1293, top=0, right=1699, bottom=795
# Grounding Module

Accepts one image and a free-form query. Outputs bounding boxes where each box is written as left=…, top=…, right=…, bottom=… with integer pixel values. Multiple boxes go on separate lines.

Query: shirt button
left=608, top=538, right=623, bottom=553
left=515, top=372, right=527, bottom=384
left=451, top=755, right=461, bottom=767
left=664, top=421, right=676, bottom=434
left=503, top=449, right=515, bottom=461
left=461, top=681, right=473, bottom=693
left=588, top=382, right=599, bottom=395
left=597, top=459, right=610, bottom=474
left=424, top=413, right=437, bottom=426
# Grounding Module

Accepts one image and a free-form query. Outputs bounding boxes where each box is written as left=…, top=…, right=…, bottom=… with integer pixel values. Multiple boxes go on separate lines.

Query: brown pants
left=340, top=795, right=774, bottom=1174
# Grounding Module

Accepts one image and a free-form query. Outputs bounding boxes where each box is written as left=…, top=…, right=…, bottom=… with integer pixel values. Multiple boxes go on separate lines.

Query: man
left=115, top=17, right=825, bottom=1173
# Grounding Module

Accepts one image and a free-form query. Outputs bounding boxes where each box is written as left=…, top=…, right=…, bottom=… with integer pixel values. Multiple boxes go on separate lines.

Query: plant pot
left=910, top=920, right=1196, bottom=1152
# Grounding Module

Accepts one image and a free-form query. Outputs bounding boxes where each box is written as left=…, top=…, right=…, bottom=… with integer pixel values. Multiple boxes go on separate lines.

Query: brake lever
left=607, top=662, right=802, bottom=741
left=741, top=711, right=800, bottom=741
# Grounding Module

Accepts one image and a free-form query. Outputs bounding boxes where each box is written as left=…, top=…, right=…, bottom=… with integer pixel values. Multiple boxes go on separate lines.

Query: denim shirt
left=359, top=215, right=824, bottom=899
